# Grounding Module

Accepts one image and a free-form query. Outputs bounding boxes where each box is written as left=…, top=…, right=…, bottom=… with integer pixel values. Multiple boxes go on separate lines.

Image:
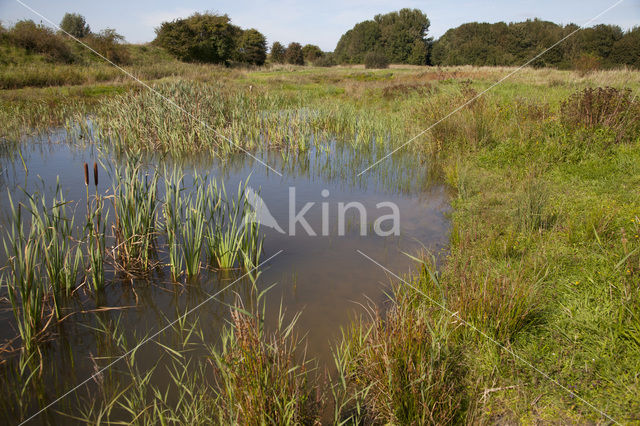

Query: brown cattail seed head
left=93, top=162, right=98, bottom=187
left=84, top=163, right=89, bottom=186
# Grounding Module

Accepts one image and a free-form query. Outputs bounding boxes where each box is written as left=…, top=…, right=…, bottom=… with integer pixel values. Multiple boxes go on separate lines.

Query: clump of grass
left=181, top=174, right=206, bottom=279
left=27, top=180, right=83, bottom=318
left=112, top=160, right=158, bottom=273
left=162, top=167, right=184, bottom=280
left=334, top=280, right=468, bottom=424
left=211, top=297, right=320, bottom=424
left=2, top=194, right=45, bottom=352
left=206, top=179, right=263, bottom=271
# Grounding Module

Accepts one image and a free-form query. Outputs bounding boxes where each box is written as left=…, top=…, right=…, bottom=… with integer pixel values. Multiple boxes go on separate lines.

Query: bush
left=561, top=87, right=640, bottom=144
left=8, top=20, right=74, bottom=63
left=85, top=29, right=130, bottom=65
left=313, top=53, right=336, bottom=67
left=364, top=51, right=389, bottom=69
left=573, top=53, right=601, bottom=76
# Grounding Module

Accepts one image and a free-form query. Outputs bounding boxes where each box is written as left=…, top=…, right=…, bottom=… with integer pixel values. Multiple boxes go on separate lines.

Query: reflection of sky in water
left=0, top=130, right=450, bottom=423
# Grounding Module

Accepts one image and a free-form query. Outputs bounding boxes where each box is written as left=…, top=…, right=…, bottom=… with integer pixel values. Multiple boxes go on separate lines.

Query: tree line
left=2, top=9, right=637, bottom=70
left=335, top=9, right=639, bottom=69
left=432, top=20, right=639, bottom=69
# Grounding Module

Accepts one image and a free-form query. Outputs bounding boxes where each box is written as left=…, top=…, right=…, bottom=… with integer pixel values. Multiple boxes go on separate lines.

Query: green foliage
left=8, top=20, right=74, bottom=63
left=85, top=28, right=130, bottom=64
left=364, top=51, right=389, bottom=69
left=236, top=28, right=267, bottom=65
left=269, top=41, right=285, bottom=63
left=609, top=26, right=640, bottom=68
left=153, top=13, right=267, bottom=66
left=335, top=8, right=430, bottom=64
left=284, top=42, right=304, bottom=65
left=59, top=12, right=90, bottom=38
left=314, top=52, right=336, bottom=67
left=432, top=19, right=638, bottom=69
left=301, top=44, right=322, bottom=63
left=154, top=13, right=239, bottom=64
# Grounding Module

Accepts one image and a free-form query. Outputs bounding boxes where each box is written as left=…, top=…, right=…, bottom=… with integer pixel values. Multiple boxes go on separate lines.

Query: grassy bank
left=1, top=63, right=639, bottom=423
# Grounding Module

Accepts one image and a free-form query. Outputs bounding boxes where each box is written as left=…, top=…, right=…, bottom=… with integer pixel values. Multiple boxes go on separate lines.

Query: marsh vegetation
left=0, top=60, right=639, bottom=424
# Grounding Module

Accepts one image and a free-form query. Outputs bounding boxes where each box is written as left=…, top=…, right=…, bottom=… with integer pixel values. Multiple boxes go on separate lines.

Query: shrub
left=561, top=87, right=640, bottom=144
left=8, top=20, right=74, bottom=63
left=573, top=53, right=601, bottom=76
left=85, top=29, right=130, bottom=65
left=313, top=53, right=336, bottom=67
left=364, top=51, right=389, bottom=69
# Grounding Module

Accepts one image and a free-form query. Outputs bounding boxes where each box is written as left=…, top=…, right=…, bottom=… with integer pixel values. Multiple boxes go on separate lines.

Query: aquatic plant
left=112, top=160, right=158, bottom=272
left=162, top=167, right=184, bottom=280
left=27, top=180, right=82, bottom=318
left=2, top=194, right=44, bottom=351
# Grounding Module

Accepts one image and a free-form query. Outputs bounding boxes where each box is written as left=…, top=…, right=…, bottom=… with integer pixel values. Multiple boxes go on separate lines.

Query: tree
left=86, top=28, right=130, bottom=64
left=154, top=13, right=239, bottom=64
left=429, top=19, right=639, bottom=69
left=302, top=44, right=322, bottom=63
left=237, top=29, right=267, bottom=65
left=60, top=13, right=91, bottom=38
left=334, top=9, right=430, bottom=65
left=285, top=42, right=304, bottom=65
left=609, top=26, right=640, bottom=68
left=270, top=41, right=285, bottom=63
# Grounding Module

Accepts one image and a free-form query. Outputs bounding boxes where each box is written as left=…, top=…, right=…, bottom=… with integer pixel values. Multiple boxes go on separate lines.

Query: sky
left=1, top=0, right=638, bottom=51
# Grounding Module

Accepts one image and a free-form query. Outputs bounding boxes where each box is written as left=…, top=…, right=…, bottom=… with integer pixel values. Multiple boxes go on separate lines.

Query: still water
left=0, top=129, right=450, bottom=423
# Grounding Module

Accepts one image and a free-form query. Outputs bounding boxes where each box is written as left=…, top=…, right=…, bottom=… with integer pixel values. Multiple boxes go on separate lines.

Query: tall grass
left=113, top=160, right=158, bottom=273
left=2, top=195, right=44, bottom=352
left=27, top=181, right=82, bottom=318
left=334, top=279, right=468, bottom=424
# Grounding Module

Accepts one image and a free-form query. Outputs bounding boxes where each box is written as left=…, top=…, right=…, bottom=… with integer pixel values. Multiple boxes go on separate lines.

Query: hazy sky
left=1, top=0, right=638, bottom=51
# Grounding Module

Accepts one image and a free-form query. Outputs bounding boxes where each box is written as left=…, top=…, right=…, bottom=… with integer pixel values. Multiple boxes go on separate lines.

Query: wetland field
left=1, top=62, right=640, bottom=424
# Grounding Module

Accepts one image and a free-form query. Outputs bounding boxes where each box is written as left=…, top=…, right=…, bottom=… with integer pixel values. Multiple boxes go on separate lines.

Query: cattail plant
left=113, top=160, right=158, bottom=272
left=2, top=194, right=44, bottom=352
left=163, top=167, right=184, bottom=281
left=28, top=181, right=82, bottom=318
left=181, top=174, right=206, bottom=279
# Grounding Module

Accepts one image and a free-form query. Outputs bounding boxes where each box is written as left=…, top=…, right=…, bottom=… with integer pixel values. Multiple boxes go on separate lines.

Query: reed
left=2, top=194, right=44, bottom=351
left=181, top=174, right=206, bottom=279
left=113, top=160, right=158, bottom=272
left=162, top=167, right=184, bottom=280
left=27, top=180, right=82, bottom=318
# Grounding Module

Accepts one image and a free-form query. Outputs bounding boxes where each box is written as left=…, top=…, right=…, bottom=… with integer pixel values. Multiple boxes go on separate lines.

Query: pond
left=0, top=128, right=450, bottom=423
